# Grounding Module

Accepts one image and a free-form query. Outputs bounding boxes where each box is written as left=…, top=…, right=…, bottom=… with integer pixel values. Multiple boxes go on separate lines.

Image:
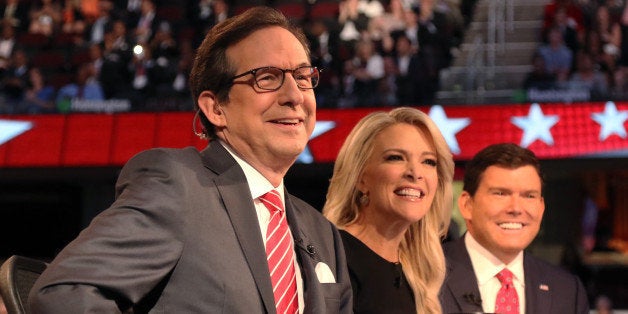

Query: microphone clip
left=463, top=292, right=482, bottom=307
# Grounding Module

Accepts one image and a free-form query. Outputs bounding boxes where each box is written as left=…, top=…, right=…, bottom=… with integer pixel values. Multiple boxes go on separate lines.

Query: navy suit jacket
left=439, top=236, right=589, bottom=314
left=29, top=142, right=352, bottom=313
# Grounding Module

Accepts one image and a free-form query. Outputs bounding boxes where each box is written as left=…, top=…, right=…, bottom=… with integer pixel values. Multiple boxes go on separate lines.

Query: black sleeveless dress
left=339, top=230, right=415, bottom=314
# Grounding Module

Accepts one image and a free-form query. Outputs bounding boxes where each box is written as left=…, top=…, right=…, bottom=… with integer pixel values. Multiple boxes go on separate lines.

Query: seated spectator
left=0, top=48, right=29, bottom=113
left=543, top=0, right=584, bottom=39
left=568, top=51, right=609, bottom=100
left=523, top=52, right=557, bottom=90
left=0, top=22, right=17, bottom=71
left=306, top=18, right=342, bottom=108
left=538, top=26, right=573, bottom=83
left=56, top=63, right=104, bottom=112
left=61, top=0, right=86, bottom=34
left=188, top=0, right=228, bottom=47
left=0, top=0, right=30, bottom=31
left=28, top=0, right=62, bottom=37
left=18, top=67, right=56, bottom=113
left=338, top=0, right=370, bottom=48
left=544, top=6, right=582, bottom=55
left=130, top=0, right=159, bottom=45
left=391, top=33, right=421, bottom=105
left=85, top=0, right=113, bottom=44
left=98, top=19, right=132, bottom=99
left=592, top=4, right=621, bottom=85
left=342, top=38, right=385, bottom=107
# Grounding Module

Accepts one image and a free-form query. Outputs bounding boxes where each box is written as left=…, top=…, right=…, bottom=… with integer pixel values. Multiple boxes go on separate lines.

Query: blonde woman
left=324, top=107, right=454, bottom=314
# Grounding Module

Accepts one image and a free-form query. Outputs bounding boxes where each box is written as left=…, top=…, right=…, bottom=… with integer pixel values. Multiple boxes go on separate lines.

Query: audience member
left=537, top=26, right=574, bottom=83
left=61, top=0, right=86, bottom=34
left=188, top=0, right=229, bottom=47
left=28, top=0, right=62, bottom=37
left=0, top=22, right=17, bottom=71
left=439, top=143, right=589, bottom=314
left=523, top=52, right=557, bottom=91
left=592, top=4, right=622, bottom=86
left=342, top=39, right=385, bottom=107
left=130, top=0, right=158, bottom=45
left=85, top=0, right=113, bottom=44
left=544, top=6, right=582, bottom=54
left=614, top=2, right=628, bottom=97
left=0, top=0, right=30, bottom=31
left=0, top=0, right=471, bottom=112
left=392, top=33, right=429, bottom=105
left=568, top=50, right=609, bottom=100
left=305, top=18, right=342, bottom=108
left=98, top=19, right=132, bottom=99
left=18, top=67, right=56, bottom=113
left=338, top=0, right=369, bottom=48
left=28, top=7, right=352, bottom=312
left=0, top=48, right=29, bottom=113
left=323, top=107, right=454, bottom=313
left=56, top=62, right=104, bottom=111
left=543, top=0, right=584, bottom=39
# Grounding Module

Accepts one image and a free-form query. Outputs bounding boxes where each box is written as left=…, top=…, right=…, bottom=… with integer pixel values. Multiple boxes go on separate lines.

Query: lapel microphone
left=306, top=244, right=316, bottom=256
left=463, top=292, right=483, bottom=307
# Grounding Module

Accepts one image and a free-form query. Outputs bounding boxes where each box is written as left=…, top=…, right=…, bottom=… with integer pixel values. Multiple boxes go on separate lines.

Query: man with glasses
left=29, top=7, right=352, bottom=313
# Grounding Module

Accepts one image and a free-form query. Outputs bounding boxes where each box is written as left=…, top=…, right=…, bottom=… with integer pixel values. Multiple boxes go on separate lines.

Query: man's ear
left=458, top=191, right=473, bottom=220
left=198, top=90, right=226, bottom=127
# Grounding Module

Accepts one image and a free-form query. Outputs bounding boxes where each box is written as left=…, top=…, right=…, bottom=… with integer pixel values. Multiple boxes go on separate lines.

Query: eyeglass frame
left=230, top=65, right=320, bottom=91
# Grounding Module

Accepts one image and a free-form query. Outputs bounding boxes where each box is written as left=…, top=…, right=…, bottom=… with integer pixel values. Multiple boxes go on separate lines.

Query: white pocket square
left=315, top=262, right=336, bottom=283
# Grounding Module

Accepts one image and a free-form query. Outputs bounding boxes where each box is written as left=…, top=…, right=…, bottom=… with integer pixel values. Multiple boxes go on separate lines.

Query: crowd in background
left=524, top=0, right=628, bottom=101
left=4, top=0, right=628, bottom=114
left=0, top=0, right=470, bottom=114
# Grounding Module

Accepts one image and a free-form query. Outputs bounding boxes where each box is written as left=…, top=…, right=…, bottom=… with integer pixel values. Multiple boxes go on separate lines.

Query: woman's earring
left=359, top=193, right=369, bottom=207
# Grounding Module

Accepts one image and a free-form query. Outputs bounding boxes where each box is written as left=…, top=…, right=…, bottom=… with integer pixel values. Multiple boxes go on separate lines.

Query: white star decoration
left=0, top=119, right=33, bottom=146
left=591, top=101, right=628, bottom=141
left=511, top=103, right=559, bottom=148
left=428, top=105, right=470, bottom=155
left=297, top=121, right=336, bottom=164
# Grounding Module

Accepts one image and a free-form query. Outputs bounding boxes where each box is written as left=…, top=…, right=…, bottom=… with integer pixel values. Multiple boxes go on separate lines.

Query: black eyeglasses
left=230, top=66, right=320, bottom=91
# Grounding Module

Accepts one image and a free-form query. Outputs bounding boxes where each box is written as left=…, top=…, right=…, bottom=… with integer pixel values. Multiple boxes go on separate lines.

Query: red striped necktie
left=260, top=190, right=299, bottom=314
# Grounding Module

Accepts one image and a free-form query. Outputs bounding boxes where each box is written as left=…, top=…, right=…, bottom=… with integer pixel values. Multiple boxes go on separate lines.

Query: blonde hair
left=323, top=107, right=454, bottom=314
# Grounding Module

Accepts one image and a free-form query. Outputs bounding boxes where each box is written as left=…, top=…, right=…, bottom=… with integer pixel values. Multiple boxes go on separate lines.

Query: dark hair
left=188, top=6, right=311, bottom=139
left=463, top=143, right=543, bottom=196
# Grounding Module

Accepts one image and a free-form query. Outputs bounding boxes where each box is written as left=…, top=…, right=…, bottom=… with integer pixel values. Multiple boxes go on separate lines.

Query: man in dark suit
left=29, top=7, right=352, bottom=313
left=440, top=143, right=589, bottom=314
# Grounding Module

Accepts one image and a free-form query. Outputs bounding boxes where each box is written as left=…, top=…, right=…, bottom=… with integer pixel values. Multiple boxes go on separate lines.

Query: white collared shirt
left=221, top=140, right=304, bottom=313
left=465, top=232, right=525, bottom=313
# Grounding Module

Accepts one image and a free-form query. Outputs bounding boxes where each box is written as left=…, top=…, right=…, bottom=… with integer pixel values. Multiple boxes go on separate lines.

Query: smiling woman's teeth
left=499, top=222, right=523, bottom=230
left=395, top=188, right=424, bottom=198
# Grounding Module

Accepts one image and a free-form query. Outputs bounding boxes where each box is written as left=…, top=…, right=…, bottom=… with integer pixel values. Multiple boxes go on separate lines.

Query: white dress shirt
left=465, top=232, right=526, bottom=313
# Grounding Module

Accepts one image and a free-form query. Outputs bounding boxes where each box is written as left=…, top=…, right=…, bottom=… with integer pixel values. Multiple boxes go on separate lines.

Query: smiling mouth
left=394, top=188, right=425, bottom=199
left=498, top=222, right=523, bottom=230
left=271, top=118, right=302, bottom=126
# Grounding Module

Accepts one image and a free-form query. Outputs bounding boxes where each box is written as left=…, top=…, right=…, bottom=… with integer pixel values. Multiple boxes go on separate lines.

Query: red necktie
left=260, top=190, right=299, bottom=314
left=495, top=268, right=519, bottom=314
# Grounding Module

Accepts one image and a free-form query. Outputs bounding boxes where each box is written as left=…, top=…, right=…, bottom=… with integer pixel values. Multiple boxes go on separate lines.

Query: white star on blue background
left=511, top=103, right=559, bottom=148
left=591, top=101, right=628, bottom=141
left=428, top=105, right=470, bottom=155
left=0, top=119, right=33, bottom=146
left=297, top=121, right=336, bottom=163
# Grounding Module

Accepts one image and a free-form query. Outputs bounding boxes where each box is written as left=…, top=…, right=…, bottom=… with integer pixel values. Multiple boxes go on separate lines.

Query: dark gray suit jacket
left=439, top=236, right=589, bottom=314
left=29, top=142, right=352, bottom=313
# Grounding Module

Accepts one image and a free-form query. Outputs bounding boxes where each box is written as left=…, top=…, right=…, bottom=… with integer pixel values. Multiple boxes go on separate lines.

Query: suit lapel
left=524, top=254, right=552, bottom=314
left=201, top=143, right=276, bottom=314
left=284, top=194, right=320, bottom=314
left=444, top=239, right=484, bottom=312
